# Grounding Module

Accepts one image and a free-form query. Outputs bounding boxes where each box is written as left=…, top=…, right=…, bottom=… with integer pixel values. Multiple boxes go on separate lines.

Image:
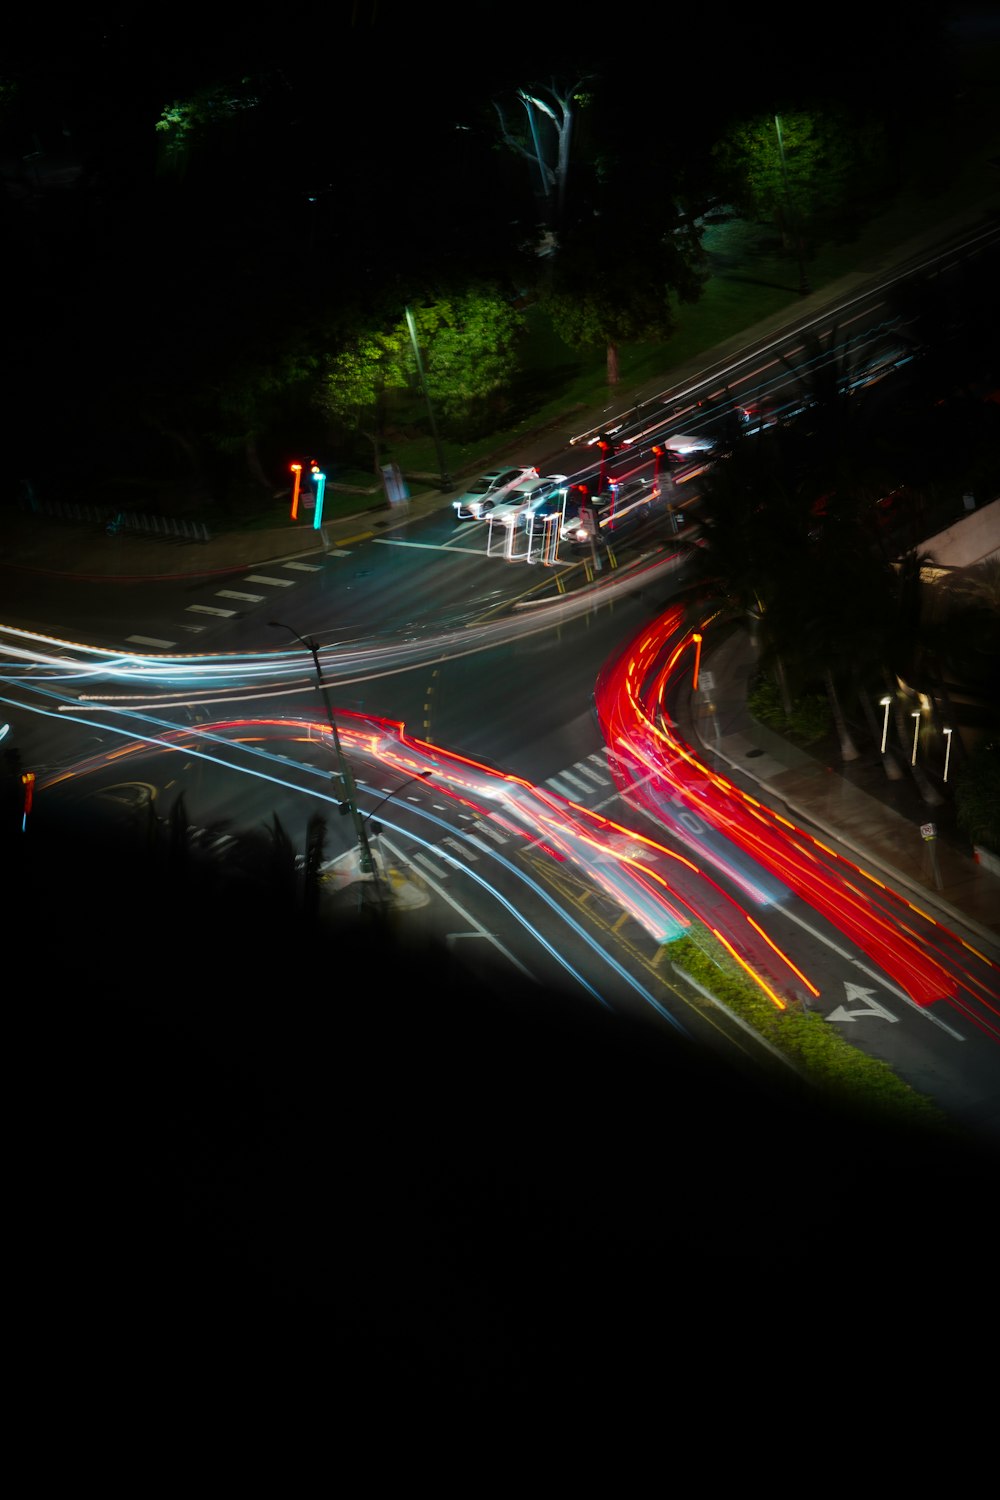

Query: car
left=558, top=478, right=656, bottom=544
left=656, top=433, right=717, bottom=464
left=488, top=473, right=568, bottom=528
left=560, top=491, right=614, bottom=545
left=451, top=466, right=539, bottom=520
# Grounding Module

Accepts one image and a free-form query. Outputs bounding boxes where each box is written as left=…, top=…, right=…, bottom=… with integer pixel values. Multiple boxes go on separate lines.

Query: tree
left=318, top=286, right=528, bottom=462
left=711, top=108, right=891, bottom=252
left=317, top=324, right=411, bottom=474
left=953, top=740, right=1000, bottom=854
left=540, top=220, right=705, bottom=387
left=417, top=288, right=527, bottom=428
left=492, top=78, right=591, bottom=233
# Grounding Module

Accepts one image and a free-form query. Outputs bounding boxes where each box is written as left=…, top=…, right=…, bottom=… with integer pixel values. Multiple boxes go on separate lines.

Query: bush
left=748, top=675, right=831, bottom=744
left=954, top=738, right=1000, bottom=854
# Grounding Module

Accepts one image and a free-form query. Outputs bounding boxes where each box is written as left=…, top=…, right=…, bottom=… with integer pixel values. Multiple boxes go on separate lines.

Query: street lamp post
left=773, top=113, right=810, bottom=296
left=404, top=305, right=452, bottom=491
left=691, top=633, right=703, bottom=691
left=880, top=695, right=892, bottom=755
left=269, top=621, right=382, bottom=900
left=943, top=727, right=953, bottom=783
left=911, top=710, right=921, bottom=767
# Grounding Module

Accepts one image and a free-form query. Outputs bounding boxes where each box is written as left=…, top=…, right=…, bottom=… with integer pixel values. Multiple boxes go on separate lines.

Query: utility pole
left=269, top=622, right=383, bottom=907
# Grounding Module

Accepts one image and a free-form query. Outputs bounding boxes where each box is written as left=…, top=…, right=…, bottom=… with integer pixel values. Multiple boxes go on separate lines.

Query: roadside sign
left=920, top=822, right=937, bottom=841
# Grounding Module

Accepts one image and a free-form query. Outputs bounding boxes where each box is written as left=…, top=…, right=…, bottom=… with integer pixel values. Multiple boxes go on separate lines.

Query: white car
left=452, top=466, right=539, bottom=520
left=488, top=473, right=568, bottom=528
left=657, top=433, right=717, bottom=463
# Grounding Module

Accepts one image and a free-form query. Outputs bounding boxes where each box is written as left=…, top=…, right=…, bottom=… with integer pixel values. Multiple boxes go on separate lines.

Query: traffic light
left=21, top=770, right=35, bottom=831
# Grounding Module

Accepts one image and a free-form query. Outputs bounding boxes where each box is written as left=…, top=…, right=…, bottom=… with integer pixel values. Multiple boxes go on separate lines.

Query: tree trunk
left=824, top=668, right=860, bottom=760
left=775, top=652, right=794, bottom=717
left=244, top=433, right=272, bottom=491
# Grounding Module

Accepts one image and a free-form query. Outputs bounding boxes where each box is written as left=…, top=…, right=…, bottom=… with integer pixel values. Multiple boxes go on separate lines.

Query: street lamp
left=691, top=633, right=703, bottom=691
left=879, top=695, right=892, bottom=754
left=943, top=727, right=953, bottom=783
left=269, top=621, right=381, bottom=900
left=404, top=305, right=452, bottom=491
left=364, top=769, right=434, bottom=835
left=911, top=710, right=921, bottom=766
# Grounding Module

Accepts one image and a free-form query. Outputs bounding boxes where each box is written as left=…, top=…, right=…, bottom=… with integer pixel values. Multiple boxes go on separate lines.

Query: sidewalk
left=688, top=626, right=1000, bottom=955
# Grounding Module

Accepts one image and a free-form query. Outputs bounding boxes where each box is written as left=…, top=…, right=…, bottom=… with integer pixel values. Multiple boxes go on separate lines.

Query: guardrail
left=18, top=497, right=212, bottom=542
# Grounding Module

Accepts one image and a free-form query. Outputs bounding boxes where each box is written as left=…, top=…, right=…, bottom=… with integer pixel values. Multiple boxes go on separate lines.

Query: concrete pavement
left=686, top=624, right=1000, bottom=955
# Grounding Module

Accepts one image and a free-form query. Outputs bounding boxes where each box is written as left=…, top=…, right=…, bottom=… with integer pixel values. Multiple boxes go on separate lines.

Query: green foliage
left=318, top=287, right=528, bottom=449
left=668, top=930, right=952, bottom=1132
left=748, top=675, right=831, bottom=744
left=712, top=109, right=891, bottom=244
left=154, top=81, right=260, bottom=175
left=318, top=327, right=411, bottom=431
left=419, top=290, right=528, bottom=420
left=538, top=203, right=706, bottom=377
left=953, top=739, right=1000, bottom=853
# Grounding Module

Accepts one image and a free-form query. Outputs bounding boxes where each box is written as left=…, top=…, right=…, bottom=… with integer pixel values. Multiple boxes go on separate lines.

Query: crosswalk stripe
left=282, top=561, right=323, bottom=572
left=471, top=820, right=509, bottom=844
left=187, top=605, right=238, bottom=617
left=572, top=761, right=609, bottom=786
left=545, top=776, right=576, bottom=798
left=245, top=574, right=295, bottom=586
left=553, top=767, right=593, bottom=793
left=442, top=836, right=476, bottom=859
left=216, top=590, right=265, bottom=602
left=412, top=851, right=449, bottom=879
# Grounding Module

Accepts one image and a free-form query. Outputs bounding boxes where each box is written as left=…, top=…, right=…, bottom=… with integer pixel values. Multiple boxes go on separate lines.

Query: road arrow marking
left=827, top=982, right=899, bottom=1024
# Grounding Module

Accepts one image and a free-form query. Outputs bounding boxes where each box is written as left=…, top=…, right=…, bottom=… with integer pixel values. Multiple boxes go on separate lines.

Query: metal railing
left=18, top=496, right=212, bottom=542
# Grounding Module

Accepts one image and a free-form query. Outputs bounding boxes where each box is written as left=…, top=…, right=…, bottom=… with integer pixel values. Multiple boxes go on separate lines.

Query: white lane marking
left=828, top=983, right=898, bottom=1025
left=545, top=777, right=576, bottom=798
left=216, top=590, right=265, bottom=602
left=412, top=852, right=450, bottom=880
left=282, top=561, right=323, bottom=572
left=186, top=605, right=238, bottom=617
left=245, top=574, right=295, bottom=587
left=380, top=833, right=533, bottom=979
left=371, top=537, right=486, bottom=556
left=126, top=635, right=177, bottom=648
left=771, top=901, right=966, bottom=1038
